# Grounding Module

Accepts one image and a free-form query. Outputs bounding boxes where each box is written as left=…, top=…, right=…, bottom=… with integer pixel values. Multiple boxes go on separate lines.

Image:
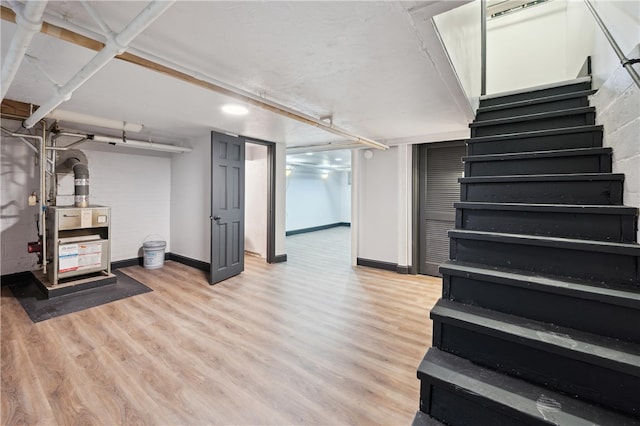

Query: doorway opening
left=245, top=142, right=269, bottom=261
left=284, top=149, right=352, bottom=264
left=210, top=131, right=277, bottom=285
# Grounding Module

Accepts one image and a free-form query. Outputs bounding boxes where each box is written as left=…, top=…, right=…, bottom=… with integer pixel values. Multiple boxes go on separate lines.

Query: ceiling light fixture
left=222, top=104, right=249, bottom=116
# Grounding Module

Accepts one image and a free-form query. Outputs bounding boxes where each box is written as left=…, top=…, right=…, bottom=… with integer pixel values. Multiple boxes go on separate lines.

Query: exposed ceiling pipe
left=122, top=46, right=390, bottom=150
left=0, top=6, right=389, bottom=151
left=55, top=131, right=192, bottom=154
left=1, top=127, right=38, bottom=153
left=48, top=109, right=144, bottom=133
left=22, top=0, right=175, bottom=129
left=91, top=134, right=192, bottom=153
left=1, top=0, right=47, bottom=101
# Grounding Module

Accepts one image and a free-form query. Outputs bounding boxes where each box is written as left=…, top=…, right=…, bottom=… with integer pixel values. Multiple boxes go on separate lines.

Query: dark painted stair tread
left=412, top=411, right=445, bottom=426
left=454, top=202, right=638, bottom=242
left=479, top=76, right=592, bottom=107
left=470, top=107, right=595, bottom=128
left=418, top=348, right=638, bottom=426
left=431, top=299, right=640, bottom=376
left=462, top=147, right=611, bottom=163
left=454, top=201, right=637, bottom=215
left=448, top=229, right=640, bottom=256
left=459, top=172, right=624, bottom=184
left=468, top=124, right=602, bottom=143
left=477, top=89, right=597, bottom=113
left=440, top=260, right=640, bottom=308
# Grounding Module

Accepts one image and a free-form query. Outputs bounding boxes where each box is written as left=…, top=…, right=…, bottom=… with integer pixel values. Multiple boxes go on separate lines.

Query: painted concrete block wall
left=1, top=137, right=40, bottom=275
left=591, top=45, right=640, bottom=241
left=245, top=143, right=268, bottom=257
left=357, top=147, right=399, bottom=263
left=286, top=169, right=349, bottom=232
left=0, top=140, right=171, bottom=275
left=84, top=147, right=171, bottom=262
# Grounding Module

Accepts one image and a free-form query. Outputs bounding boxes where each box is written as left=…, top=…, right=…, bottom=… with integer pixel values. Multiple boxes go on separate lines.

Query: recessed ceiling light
left=335, top=158, right=342, bottom=161
left=306, top=152, right=314, bottom=156
left=222, top=104, right=249, bottom=115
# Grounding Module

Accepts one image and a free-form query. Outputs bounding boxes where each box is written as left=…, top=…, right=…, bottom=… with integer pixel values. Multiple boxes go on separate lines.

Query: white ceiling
left=1, top=1, right=472, bottom=150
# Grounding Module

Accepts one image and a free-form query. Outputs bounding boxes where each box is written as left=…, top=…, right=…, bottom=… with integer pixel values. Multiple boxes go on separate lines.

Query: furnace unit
left=45, top=206, right=111, bottom=286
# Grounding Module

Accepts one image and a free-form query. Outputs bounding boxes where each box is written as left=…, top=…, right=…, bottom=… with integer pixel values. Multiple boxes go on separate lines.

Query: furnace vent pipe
left=1, top=0, right=47, bottom=100
left=66, top=157, right=89, bottom=207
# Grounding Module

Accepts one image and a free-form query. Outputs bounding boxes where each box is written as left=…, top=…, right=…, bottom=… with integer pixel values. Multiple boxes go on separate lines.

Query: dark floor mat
left=10, top=270, right=152, bottom=323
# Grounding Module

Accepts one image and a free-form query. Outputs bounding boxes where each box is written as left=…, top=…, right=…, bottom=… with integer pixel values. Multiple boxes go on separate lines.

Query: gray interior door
left=210, top=131, right=245, bottom=284
left=419, top=142, right=465, bottom=276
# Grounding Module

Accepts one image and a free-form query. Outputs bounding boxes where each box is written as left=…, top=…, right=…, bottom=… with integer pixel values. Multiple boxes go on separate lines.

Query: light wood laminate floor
left=2, top=227, right=442, bottom=425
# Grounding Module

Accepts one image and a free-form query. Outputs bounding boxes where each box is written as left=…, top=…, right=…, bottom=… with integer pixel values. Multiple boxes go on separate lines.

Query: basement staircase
left=413, top=77, right=640, bottom=425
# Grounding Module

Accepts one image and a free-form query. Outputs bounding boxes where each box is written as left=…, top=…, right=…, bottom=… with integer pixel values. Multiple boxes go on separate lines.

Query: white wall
left=487, top=0, right=640, bottom=94
left=487, top=0, right=569, bottom=93
left=339, top=171, right=351, bottom=223
left=433, top=0, right=482, bottom=112
left=357, top=147, right=399, bottom=263
left=0, top=137, right=171, bottom=275
left=245, top=143, right=268, bottom=257
left=286, top=168, right=350, bottom=232
left=591, top=44, right=640, bottom=241
left=1, top=136, right=40, bottom=275
left=170, top=136, right=210, bottom=263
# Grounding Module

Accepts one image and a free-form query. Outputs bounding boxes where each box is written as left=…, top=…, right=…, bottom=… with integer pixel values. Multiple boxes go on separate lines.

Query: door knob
left=213, top=215, right=221, bottom=221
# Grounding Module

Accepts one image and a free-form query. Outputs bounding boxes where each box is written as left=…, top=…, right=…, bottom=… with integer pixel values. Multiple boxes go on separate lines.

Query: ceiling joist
left=0, top=6, right=389, bottom=150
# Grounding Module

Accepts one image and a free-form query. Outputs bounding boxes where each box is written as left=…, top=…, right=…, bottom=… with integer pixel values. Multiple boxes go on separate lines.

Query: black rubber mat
left=10, top=270, right=152, bottom=323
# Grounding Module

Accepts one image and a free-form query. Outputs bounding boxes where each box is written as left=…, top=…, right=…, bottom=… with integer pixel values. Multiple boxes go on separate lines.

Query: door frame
left=416, top=140, right=466, bottom=276
left=411, top=144, right=420, bottom=275
left=243, top=136, right=277, bottom=264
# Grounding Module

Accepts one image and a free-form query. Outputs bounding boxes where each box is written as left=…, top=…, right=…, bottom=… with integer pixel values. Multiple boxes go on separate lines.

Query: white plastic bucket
left=143, top=235, right=166, bottom=269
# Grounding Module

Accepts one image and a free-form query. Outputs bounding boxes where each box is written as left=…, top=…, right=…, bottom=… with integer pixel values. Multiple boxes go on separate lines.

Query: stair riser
left=460, top=180, right=623, bottom=205
left=472, top=112, right=595, bottom=137
left=479, top=81, right=592, bottom=107
left=433, top=323, right=640, bottom=417
left=477, top=97, right=589, bottom=121
left=465, top=153, right=611, bottom=176
left=420, top=383, right=531, bottom=426
left=442, top=274, right=640, bottom=343
left=450, top=237, right=640, bottom=285
left=456, top=208, right=637, bottom=242
left=468, top=130, right=602, bottom=156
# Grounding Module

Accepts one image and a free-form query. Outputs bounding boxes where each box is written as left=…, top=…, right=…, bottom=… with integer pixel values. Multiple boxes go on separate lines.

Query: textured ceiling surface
left=1, top=1, right=472, bottom=149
